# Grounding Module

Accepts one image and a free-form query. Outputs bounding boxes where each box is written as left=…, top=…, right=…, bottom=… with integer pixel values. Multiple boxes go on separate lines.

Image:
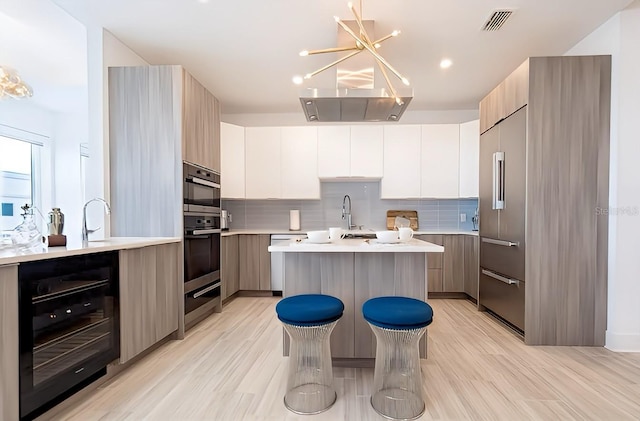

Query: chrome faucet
left=82, top=198, right=111, bottom=246
left=342, top=194, right=355, bottom=230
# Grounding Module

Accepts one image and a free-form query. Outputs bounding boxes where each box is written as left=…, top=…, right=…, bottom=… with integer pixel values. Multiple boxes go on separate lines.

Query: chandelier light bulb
left=304, top=74, right=312, bottom=80
left=392, top=30, right=400, bottom=37
left=402, top=77, right=410, bottom=86
left=299, top=50, right=309, bottom=57
left=292, top=75, right=304, bottom=85
left=334, top=16, right=341, bottom=23
left=374, top=43, right=381, bottom=49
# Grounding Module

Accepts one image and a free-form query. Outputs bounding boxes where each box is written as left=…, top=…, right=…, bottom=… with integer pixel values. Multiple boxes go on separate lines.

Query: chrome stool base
left=282, top=321, right=338, bottom=414
left=368, top=324, right=427, bottom=420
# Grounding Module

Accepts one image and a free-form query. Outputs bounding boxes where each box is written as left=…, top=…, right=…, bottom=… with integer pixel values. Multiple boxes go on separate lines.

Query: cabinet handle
left=191, top=229, right=221, bottom=235
left=192, top=282, right=221, bottom=299
left=482, top=237, right=519, bottom=247
left=482, top=269, right=519, bottom=286
left=187, top=177, right=221, bottom=189
left=492, top=151, right=505, bottom=210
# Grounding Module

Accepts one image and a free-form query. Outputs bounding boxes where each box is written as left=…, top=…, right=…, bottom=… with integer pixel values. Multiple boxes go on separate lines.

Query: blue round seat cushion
left=363, top=296, right=433, bottom=329
left=276, top=294, right=345, bottom=326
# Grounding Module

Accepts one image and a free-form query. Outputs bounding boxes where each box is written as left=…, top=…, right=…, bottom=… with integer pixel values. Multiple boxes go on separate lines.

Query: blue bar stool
left=276, top=294, right=344, bottom=414
left=362, top=296, right=434, bottom=420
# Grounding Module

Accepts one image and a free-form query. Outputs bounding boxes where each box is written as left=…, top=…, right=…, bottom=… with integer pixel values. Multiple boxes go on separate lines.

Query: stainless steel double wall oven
left=183, top=163, right=222, bottom=329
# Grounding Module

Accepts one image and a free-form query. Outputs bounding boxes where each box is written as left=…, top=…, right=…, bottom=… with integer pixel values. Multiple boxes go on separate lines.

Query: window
left=0, top=134, right=43, bottom=231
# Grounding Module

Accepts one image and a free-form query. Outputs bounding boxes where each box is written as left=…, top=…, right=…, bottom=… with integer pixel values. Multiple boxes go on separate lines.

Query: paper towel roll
left=289, top=210, right=300, bottom=231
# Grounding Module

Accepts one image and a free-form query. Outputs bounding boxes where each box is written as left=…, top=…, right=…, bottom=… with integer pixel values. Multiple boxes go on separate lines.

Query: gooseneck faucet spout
left=82, top=198, right=111, bottom=246
left=342, top=194, right=355, bottom=230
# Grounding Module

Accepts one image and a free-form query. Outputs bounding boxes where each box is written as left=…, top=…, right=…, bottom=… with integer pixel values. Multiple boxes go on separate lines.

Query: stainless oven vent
left=482, top=10, right=514, bottom=31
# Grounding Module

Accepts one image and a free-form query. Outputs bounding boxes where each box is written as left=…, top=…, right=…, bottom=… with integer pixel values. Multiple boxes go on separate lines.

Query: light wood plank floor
left=47, top=298, right=640, bottom=421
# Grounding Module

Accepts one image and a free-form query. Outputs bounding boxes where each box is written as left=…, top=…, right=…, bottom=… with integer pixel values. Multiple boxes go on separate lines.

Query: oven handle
left=189, top=229, right=221, bottom=235
left=186, top=177, right=221, bottom=189
left=192, top=281, right=221, bottom=299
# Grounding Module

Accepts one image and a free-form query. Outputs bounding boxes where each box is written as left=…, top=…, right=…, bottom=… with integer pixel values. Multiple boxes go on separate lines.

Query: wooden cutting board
left=386, top=210, right=419, bottom=230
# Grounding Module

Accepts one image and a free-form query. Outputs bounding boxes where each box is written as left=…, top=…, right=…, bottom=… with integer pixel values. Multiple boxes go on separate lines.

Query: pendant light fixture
left=0, top=66, right=33, bottom=99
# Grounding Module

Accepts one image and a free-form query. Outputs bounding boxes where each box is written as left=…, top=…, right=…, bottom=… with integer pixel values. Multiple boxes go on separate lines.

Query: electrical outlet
left=460, top=213, right=466, bottom=222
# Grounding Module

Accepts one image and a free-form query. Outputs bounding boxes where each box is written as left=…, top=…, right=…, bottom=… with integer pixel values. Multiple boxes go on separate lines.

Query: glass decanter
left=11, top=204, right=43, bottom=252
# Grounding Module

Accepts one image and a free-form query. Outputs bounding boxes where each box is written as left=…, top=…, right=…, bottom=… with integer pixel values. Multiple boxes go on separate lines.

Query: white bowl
left=376, top=230, right=399, bottom=243
left=307, top=230, right=330, bottom=243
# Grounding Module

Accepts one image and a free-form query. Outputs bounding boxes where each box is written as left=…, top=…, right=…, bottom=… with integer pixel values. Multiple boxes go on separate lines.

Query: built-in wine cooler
left=18, top=252, right=119, bottom=420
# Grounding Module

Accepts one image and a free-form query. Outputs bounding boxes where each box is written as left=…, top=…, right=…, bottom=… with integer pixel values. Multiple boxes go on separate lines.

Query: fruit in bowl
left=307, top=230, right=330, bottom=243
left=375, top=230, right=399, bottom=243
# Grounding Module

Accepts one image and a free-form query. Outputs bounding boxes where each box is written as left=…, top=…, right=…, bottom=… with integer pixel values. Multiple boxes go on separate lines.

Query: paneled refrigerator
left=478, top=106, right=527, bottom=332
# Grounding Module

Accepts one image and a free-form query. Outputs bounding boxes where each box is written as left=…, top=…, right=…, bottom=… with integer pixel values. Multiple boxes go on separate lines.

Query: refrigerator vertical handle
left=492, top=152, right=505, bottom=210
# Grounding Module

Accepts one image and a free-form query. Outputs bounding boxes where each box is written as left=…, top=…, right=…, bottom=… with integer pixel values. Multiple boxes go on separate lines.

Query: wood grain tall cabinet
left=109, top=65, right=221, bottom=337
left=479, top=56, right=611, bottom=346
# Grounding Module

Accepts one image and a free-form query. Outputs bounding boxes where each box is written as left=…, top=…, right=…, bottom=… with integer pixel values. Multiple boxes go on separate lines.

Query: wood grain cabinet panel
left=0, top=264, right=19, bottom=421
left=239, top=234, right=271, bottom=291
left=182, top=71, right=220, bottom=171
left=443, top=235, right=465, bottom=292
left=416, top=235, right=443, bottom=293
left=480, top=55, right=610, bottom=345
left=120, top=244, right=181, bottom=363
left=222, top=235, right=240, bottom=300
left=109, top=65, right=220, bottom=239
left=119, top=247, right=157, bottom=363
left=463, top=236, right=479, bottom=300
left=155, top=243, right=181, bottom=340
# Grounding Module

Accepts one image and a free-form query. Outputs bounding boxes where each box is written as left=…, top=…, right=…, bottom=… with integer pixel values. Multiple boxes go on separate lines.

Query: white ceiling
left=8, top=0, right=635, bottom=117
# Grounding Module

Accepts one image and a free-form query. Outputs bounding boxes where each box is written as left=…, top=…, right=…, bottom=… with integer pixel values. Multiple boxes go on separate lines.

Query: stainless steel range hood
left=300, top=87, right=412, bottom=122
left=299, top=20, right=413, bottom=122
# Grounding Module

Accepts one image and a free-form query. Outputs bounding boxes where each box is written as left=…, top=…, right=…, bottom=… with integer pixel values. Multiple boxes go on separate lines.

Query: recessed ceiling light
left=292, top=75, right=304, bottom=85
left=197, top=0, right=209, bottom=3
left=440, top=58, right=453, bottom=69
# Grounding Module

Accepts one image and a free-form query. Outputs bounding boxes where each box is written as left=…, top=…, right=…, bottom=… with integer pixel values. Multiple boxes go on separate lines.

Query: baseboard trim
left=605, top=331, right=640, bottom=352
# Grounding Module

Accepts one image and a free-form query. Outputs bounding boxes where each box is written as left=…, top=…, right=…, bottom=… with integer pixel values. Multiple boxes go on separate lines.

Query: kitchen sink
left=343, top=229, right=377, bottom=239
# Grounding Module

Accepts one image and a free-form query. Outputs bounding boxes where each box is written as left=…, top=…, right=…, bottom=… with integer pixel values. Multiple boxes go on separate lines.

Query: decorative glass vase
left=11, top=204, right=43, bottom=252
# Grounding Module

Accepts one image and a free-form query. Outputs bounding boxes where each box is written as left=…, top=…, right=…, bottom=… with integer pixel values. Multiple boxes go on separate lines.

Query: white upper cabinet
left=317, top=125, right=383, bottom=178
left=245, top=127, right=281, bottom=199
left=458, top=120, right=480, bottom=197
left=220, top=122, right=245, bottom=199
left=317, top=126, right=350, bottom=178
left=381, top=125, right=422, bottom=198
left=350, top=125, right=384, bottom=178
left=421, top=124, right=460, bottom=198
left=281, top=127, right=319, bottom=199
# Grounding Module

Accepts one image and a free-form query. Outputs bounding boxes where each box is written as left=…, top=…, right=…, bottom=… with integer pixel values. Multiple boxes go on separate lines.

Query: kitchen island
left=268, top=237, right=444, bottom=364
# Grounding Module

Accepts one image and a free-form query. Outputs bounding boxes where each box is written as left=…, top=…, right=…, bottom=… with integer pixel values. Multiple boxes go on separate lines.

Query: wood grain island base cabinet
left=119, top=243, right=181, bottom=363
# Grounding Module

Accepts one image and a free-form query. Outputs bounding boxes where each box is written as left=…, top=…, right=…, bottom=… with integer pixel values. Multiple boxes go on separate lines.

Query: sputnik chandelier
left=295, top=0, right=409, bottom=105
left=0, top=66, right=33, bottom=99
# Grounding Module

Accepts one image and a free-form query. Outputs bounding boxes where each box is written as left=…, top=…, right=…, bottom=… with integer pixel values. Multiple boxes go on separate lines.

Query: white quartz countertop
left=268, top=237, right=444, bottom=253
left=0, top=237, right=181, bottom=265
left=223, top=229, right=478, bottom=237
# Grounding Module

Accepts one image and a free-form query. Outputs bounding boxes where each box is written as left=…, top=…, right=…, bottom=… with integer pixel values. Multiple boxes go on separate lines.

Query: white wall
left=52, top=111, right=88, bottom=235
left=566, top=1, right=640, bottom=351
left=85, top=28, right=149, bottom=237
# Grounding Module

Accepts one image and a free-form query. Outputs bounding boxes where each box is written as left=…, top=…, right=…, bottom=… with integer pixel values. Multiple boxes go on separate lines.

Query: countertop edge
left=223, top=229, right=478, bottom=237
left=0, top=237, right=182, bottom=265
left=268, top=238, right=445, bottom=253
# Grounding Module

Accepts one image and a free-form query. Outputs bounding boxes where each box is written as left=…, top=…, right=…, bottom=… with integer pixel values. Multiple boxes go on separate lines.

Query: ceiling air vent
left=482, top=10, right=514, bottom=31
